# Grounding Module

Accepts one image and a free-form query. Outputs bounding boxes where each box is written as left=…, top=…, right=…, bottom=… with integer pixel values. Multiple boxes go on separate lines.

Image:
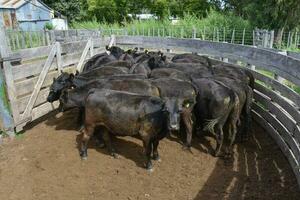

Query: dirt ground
left=0, top=109, right=299, bottom=200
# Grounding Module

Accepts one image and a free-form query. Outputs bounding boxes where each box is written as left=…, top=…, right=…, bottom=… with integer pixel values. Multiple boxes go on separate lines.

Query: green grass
left=71, top=11, right=253, bottom=43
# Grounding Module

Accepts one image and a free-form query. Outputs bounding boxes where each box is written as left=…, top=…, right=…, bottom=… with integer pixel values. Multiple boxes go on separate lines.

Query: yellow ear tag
left=185, top=103, right=190, bottom=108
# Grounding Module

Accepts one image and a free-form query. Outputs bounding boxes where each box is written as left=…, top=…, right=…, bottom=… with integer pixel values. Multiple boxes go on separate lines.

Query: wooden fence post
left=76, top=39, right=92, bottom=72
left=0, top=59, right=14, bottom=135
left=192, top=26, right=196, bottom=39
left=56, top=42, right=62, bottom=73
left=0, top=28, right=20, bottom=135
left=231, top=29, right=235, bottom=43
left=242, top=28, right=245, bottom=45
left=274, top=51, right=287, bottom=84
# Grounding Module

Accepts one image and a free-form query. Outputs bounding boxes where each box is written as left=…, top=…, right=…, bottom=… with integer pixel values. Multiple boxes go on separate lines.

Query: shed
left=0, top=0, right=53, bottom=31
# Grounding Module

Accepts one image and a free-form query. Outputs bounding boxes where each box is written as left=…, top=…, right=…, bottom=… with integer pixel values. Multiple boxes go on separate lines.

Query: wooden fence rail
left=1, top=33, right=300, bottom=187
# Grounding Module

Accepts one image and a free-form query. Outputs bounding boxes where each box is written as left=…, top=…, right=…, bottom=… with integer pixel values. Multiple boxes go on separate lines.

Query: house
left=0, top=0, right=58, bottom=31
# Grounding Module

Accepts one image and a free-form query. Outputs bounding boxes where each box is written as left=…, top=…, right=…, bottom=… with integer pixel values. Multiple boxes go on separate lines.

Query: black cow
left=106, top=46, right=125, bottom=59
left=47, top=71, right=145, bottom=103
left=214, top=76, right=253, bottom=142
left=62, top=89, right=168, bottom=171
left=150, top=78, right=196, bottom=149
left=192, top=78, right=240, bottom=157
left=150, top=68, right=191, bottom=82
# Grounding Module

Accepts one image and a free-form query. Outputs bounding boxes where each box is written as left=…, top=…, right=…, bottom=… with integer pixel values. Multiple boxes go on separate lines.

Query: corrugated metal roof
left=0, top=0, right=51, bottom=10
left=0, top=0, right=26, bottom=9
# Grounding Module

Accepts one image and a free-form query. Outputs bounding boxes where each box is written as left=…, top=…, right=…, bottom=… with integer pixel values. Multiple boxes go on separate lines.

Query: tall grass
left=71, top=11, right=254, bottom=45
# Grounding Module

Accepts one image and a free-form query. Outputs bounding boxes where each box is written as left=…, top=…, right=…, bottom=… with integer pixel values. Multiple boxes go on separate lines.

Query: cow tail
left=203, top=117, right=221, bottom=134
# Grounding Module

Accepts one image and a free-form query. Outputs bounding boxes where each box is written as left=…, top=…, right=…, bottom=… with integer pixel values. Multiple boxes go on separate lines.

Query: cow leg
left=152, top=139, right=160, bottom=161
left=227, top=122, right=237, bottom=159
left=78, top=107, right=85, bottom=131
left=102, top=129, right=118, bottom=158
left=80, top=125, right=94, bottom=160
left=182, top=112, right=193, bottom=150
left=140, top=135, right=153, bottom=171
left=214, top=125, right=224, bottom=157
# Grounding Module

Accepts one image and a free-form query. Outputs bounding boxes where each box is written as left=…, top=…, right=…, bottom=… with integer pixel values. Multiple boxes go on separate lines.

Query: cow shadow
left=192, top=123, right=300, bottom=200
left=44, top=108, right=81, bottom=131
left=75, top=133, right=146, bottom=169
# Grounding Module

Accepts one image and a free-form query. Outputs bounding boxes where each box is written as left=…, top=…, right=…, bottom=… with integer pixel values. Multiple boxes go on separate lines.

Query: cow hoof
left=152, top=154, right=161, bottom=161
left=147, top=167, right=154, bottom=173
left=80, top=151, right=87, bottom=159
left=81, top=156, right=88, bottom=160
left=145, top=162, right=153, bottom=171
left=182, top=145, right=192, bottom=153
left=112, top=153, right=119, bottom=159
left=214, top=151, right=220, bottom=157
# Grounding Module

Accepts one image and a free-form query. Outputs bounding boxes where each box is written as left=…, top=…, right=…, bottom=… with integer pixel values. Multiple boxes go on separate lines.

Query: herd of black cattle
left=47, top=46, right=254, bottom=171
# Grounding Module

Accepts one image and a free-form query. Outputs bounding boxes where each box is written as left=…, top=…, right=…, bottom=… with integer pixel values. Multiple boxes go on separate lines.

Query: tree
left=43, top=0, right=82, bottom=21
left=213, top=0, right=300, bottom=31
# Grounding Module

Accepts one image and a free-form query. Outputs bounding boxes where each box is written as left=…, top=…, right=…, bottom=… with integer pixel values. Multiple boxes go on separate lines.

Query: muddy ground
left=0, top=109, right=299, bottom=200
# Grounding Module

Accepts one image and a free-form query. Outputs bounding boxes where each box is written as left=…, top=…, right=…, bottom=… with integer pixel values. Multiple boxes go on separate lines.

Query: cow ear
left=69, top=73, right=75, bottom=80
left=127, top=49, right=132, bottom=54
left=60, top=70, right=64, bottom=74
left=145, top=49, right=148, bottom=54
left=75, top=70, right=79, bottom=76
left=162, top=55, right=167, bottom=61
left=134, top=47, right=138, bottom=51
left=105, top=45, right=110, bottom=51
left=53, top=77, right=56, bottom=82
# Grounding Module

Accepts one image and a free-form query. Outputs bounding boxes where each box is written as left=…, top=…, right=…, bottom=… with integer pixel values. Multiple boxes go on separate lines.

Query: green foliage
left=215, top=0, right=300, bottom=31
left=71, top=10, right=251, bottom=30
left=44, top=22, right=54, bottom=30
left=43, top=0, right=83, bottom=22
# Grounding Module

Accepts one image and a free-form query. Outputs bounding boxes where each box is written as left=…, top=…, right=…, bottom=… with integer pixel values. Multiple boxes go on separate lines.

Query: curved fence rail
left=114, top=36, right=300, bottom=186
left=1, top=34, right=300, bottom=187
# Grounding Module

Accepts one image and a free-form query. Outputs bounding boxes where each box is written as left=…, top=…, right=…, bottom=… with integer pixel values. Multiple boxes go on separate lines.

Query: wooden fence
left=113, top=36, right=300, bottom=186
left=1, top=33, right=300, bottom=187
left=0, top=29, right=114, bottom=132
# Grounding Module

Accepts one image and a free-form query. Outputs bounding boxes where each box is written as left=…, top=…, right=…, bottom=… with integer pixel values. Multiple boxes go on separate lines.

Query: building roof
left=0, top=0, right=51, bottom=10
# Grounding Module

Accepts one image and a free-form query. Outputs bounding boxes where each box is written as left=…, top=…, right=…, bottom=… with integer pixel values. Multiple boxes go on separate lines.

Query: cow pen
left=1, top=28, right=300, bottom=199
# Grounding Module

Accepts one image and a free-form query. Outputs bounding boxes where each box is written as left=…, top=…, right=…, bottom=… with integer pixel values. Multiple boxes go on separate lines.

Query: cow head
left=47, top=72, right=75, bottom=102
left=163, top=97, right=196, bottom=131
left=148, top=55, right=167, bottom=70
left=106, top=46, right=124, bottom=59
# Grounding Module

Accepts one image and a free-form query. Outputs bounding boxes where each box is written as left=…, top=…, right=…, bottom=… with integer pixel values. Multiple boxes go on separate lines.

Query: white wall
left=51, top=18, right=68, bottom=30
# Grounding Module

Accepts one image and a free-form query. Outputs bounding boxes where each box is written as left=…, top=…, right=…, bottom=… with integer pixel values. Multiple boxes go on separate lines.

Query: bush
left=44, top=22, right=54, bottom=30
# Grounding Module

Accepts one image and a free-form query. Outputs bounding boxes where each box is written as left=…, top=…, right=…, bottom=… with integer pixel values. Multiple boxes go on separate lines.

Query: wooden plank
left=31, top=101, right=59, bottom=122
left=15, top=66, right=75, bottom=97
left=0, top=29, right=20, bottom=129
left=252, top=70, right=300, bottom=107
left=254, top=90, right=297, bottom=133
left=12, top=52, right=82, bottom=81
left=17, top=87, right=50, bottom=113
left=252, top=110, right=300, bottom=187
left=21, top=44, right=57, bottom=119
left=56, top=42, right=62, bottom=73
left=106, top=35, right=116, bottom=54
left=9, top=36, right=108, bottom=63
left=76, top=39, right=91, bottom=72
left=116, top=36, right=300, bottom=86
left=252, top=103, right=300, bottom=163
left=11, top=45, right=52, bottom=61
left=254, top=82, right=300, bottom=124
